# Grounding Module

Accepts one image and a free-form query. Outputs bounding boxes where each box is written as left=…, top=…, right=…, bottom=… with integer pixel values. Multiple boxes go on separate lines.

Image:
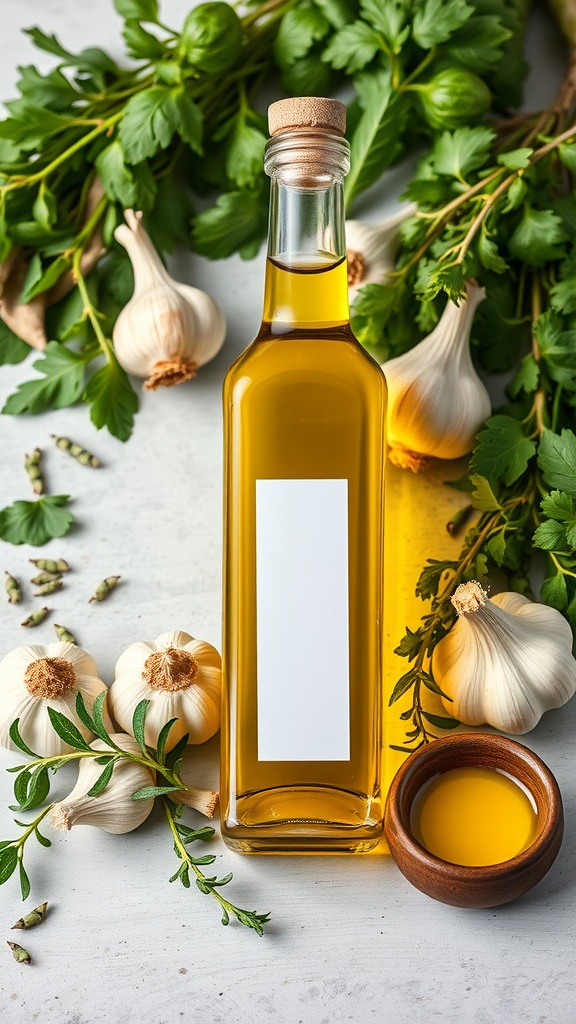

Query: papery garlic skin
left=109, top=630, right=221, bottom=752
left=113, top=210, right=226, bottom=390
left=346, top=205, right=417, bottom=302
left=381, top=280, right=491, bottom=468
left=49, top=734, right=155, bottom=834
left=432, top=583, right=576, bottom=734
left=0, top=642, right=112, bottom=757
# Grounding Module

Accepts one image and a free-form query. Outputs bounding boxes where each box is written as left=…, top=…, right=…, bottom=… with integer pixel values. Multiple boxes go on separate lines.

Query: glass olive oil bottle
left=221, top=98, right=386, bottom=853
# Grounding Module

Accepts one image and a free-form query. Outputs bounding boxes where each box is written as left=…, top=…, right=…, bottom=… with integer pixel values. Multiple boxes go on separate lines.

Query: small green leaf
left=8, top=721, right=41, bottom=759
left=0, top=848, right=18, bottom=886
left=533, top=520, right=568, bottom=551
left=388, top=672, right=415, bottom=705
left=322, top=21, right=382, bottom=74
left=131, top=699, right=150, bottom=754
left=2, top=341, right=88, bottom=415
left=192, top=187, right=268, bottom=261
left=12, top=770, right=32, bottom=810
left=34, top=829, right=51, bottom=849
left=0, top=495, right=73, bottom=547
left=132, top=785, right=180, bottom=800
left=122, top=19, right=164, bottom=59
left=32, top=182, right=58, bottom=232
left=84, top=353, right=139, bottom=442
left=559, top=142, right=576, bottom=172
left=508, top=205, right=568, bottom=267
left=412, top=0, right=472, bottom=48
left=508, top=354, right=540, bottom=397
left=16, top=766, right=50, bottom=812
left=471, top=415, right=536, bottom=487
left=274, top=1, right=330, bottom=69
left=87, top=760, right=115, bottom=796
left=470, top=474, right=502, bottom=512
left=0, top=321, right=30, bottom=366
left=164, top=732, right=189, bottom=771
left=540, top=569, right=568, bottom=611
left=74, top=691, right=97, bottom=736
left=19, top=861, right=31, bottom=902
left=538, top=429, right=576, bottom=497
left=431, top=126, right=495, bottom=180
left=394, top=628, right=423, bottom=660
left=421, top=675, right=452, bottom=700
left=114, top=0, right=158, bottom=21
left=46, top=708, right=92, bottom=751
left=421, top=712, right=460, bottom=730
left=156, top=718, right=178, bottom=765
left=497, top=147, right=532, bottom=170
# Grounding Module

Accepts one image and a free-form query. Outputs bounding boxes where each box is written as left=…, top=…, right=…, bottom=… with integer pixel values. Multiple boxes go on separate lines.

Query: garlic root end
left=172, top=787, right=220, bottom=818
left=49, top=803, right=73, bottom=831
left=388, top=445, right=429, bottom=473
left=143, top=359, right=198, bottom=390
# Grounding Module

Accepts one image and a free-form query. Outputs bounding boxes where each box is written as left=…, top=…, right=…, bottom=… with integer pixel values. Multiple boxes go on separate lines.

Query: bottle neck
left=262, top=130, right=350, bottom=331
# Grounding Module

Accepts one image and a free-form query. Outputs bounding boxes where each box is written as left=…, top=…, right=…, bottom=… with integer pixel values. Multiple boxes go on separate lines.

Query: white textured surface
left=0, top=3, right=575, bottom=1022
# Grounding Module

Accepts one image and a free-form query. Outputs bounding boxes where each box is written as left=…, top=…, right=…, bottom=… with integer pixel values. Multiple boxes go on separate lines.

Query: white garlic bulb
left=432, top=582, right=576, bottom=734
left=346, top=204, right=417, bottom=302
left=0, top=642, right=112, bottom=757
left=109, top=630, right=221, bottom=752
left=113, top=210, right=226, bottom=391
left=49, top=733, right=155, bottom=834
left=381, top=280, right=491, bottom=470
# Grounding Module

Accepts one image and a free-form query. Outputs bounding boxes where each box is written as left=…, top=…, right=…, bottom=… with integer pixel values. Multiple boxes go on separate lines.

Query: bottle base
left=221, top=784, right=383, bottom=854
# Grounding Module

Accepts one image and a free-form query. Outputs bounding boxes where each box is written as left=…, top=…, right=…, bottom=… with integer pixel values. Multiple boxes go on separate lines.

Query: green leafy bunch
left=0, top=694, right=269, bottom=934
left=0, top=0, right=529, bottom=439
left=356, top=56, right=576, bottom=751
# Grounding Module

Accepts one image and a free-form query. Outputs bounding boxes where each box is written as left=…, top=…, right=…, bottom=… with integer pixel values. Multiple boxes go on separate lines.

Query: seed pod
left=24, top=447, right=44, bottom=495
left=33, top=580, right=64, bottom=597
left=29, top=558, right=70, bottom=573
left=51, top=435, right=100, bottom=468
left=12, top=902, right=48, bottom=930
left=7, top=941, right=31, bottom=964
left=30, top=572, right=62, bottom=586
left=89, top=576, right=121, bottom=603
left=21, top=606, right=50, bottom=628
left=54, top=624, right=77, bottom=644
left=5, top=572, right=21, bottom=604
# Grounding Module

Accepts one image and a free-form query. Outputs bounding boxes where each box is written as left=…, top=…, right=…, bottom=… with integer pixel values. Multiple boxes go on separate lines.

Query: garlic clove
left=346, top=204, right=417, bottom=300
left=49, top=733, right=155, bottom=834
left=113, top=210, right=226, bottom=390
left=432, top=582, right=576, bottom=734
left=381, top=280, right=491, bottom=468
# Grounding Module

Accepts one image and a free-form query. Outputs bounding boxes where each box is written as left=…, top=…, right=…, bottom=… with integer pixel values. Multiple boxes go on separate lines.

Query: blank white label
left=256, top=478, right=350, bottom=762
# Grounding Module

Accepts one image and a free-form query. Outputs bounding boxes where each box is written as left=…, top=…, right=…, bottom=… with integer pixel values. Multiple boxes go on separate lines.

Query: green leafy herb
left=1, top=696, right=269, bottom=932
left=0, top=495, right=73, bottom=546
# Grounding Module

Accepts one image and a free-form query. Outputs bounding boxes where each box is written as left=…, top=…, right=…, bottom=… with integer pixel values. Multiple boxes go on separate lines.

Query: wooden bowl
left=384, top=732, right=564, bottom=909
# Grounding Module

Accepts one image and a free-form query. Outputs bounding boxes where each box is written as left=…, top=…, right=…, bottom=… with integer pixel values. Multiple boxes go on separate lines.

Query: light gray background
left=0, top=3, right=574, bottom=1022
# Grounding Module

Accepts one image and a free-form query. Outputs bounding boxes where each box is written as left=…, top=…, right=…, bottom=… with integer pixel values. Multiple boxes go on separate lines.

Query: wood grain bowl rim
left=384, top=732, right=564, bottom=906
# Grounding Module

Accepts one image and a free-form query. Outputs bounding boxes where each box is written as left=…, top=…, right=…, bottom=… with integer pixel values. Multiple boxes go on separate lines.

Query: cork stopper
left=268, top=97, right=346, bottom=137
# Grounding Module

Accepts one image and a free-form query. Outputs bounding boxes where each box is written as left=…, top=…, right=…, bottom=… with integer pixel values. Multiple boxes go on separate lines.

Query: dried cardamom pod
left=12, top=902, right=48, bottom=930
left=53, top=624, right=77, bottom=644
left=5, top=571, right=21, bottom=604
left=29, top=558, right=70, bottom=573
left=24, top=448, right=44, bottom=495
left=33, top=580, right=64, bottom=597
left=89, top=576, right=121, bottom=603
left=7, top=941, right=31, bottom=964
left=30, top=572, right=62, bottom=586
left=21, top=606, right=50, bottom=627
left=51, top=435, right=100, bottom=467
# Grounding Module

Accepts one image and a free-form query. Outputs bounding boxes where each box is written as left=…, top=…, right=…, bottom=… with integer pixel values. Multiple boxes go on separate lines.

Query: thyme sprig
left=0, top=694, right=269, bottom=934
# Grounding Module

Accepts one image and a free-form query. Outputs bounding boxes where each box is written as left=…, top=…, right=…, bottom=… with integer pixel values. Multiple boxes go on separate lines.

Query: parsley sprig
left=0, top=0, right=529, bottom=438
left=0, top=693, right=269, bottom=934
left=367, top=55, right=576, bottom=750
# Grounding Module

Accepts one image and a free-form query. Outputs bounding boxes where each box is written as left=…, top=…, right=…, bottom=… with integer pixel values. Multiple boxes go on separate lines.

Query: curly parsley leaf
left=0, top=495, right=73, bottom=547
left=2, top=342, right=87, bottom=415
left=84, top=353, right=139, bottom=442
left=120, top=85, right=202, bottom=164
left=322, top=20, right=382, bottom=74
left=274, top=1, right=330, bottom=69
left=471, top=415, right=537, bottom=486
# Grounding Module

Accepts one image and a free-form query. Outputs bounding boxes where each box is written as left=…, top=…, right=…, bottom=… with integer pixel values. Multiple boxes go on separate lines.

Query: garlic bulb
left=109, top=630, right=221, bottom=752
left=113, top=210, right=226, bottom=390
left=381, top=280, right=491, bottom=470
left=346, top=204, right=417, bottom=301
left=432, top=582, right=576, bottom=734
left=0, top=642, right=112, bottom=757
left=49, top=733, right=155, bottom=834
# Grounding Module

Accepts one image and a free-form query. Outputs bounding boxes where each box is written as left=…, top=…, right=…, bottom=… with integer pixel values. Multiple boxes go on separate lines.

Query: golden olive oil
left=221, top=255, right=386, bottom=852
left=410, top=766, right=539, bottom=866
